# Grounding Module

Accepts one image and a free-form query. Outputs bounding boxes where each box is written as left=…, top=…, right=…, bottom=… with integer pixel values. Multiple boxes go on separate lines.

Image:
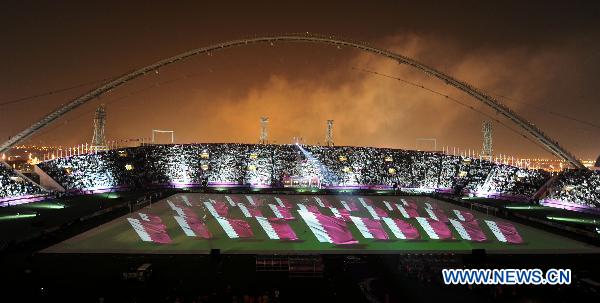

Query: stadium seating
left=546, top=169, right=600, bottom=208
left=36, top=143, right=551, bottom=197
left=0, top=163, right=44, bottom=199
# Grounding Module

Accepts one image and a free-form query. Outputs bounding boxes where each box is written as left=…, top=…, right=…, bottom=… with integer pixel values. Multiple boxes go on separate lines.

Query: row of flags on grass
left=127, top=195, right=523, bottom=246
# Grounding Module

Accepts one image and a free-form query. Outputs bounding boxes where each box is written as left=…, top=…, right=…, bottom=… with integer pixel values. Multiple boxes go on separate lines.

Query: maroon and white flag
left=210, top=200, right=229, bottom=217
left=485, top=220, right=523, bottom=244
left=425, top=207, right=449, bottom=223
left=255, top=217, right=298, bottom=240
left=400, top=198, right=418, bottom=209
left=203, top=201, right=225, bottom=218
left=424, top=201, right=440, bottom=209
left=268, top=204, right=295, bottom=220
left=180, top=195, right=193, bottom=207
left=224, top=195, right=238, bottom=206
left=173, top=215, right=212, bottom=239
left=329, top=207, right=351, bottom=222
left=215, top=216, right=254, bottom=238
left=382, top=217, right=420, bottom=240
left=452, top=209, right=475, bottom=222
left=128, top=218, right=154, bottom=242
left=238, top=203, right=263, bottom=218
left=127, top=213, right=172, bottom=244
left=382, top=201, right=394, bottom=211
left=349, top=216, right=389, bottom=240
left=298, top=210, right=358, bottom=244
left=365, top=205, right=388, bottom=220
left=358, top=197, right=374, bottom=208
left=415, top=217, right=453, bottom=240
left=395, top=203, right=420, bottom=219
left=449, top=219, right=486, bottom=242
left=167, top=200, right=187, bottom=217
left=244, top=195, right=257, bottom=206
left=274, top=196, right=293, bottom=208
left=340, top=200, right=360, bottom=211
left=169, top=202, right=212, bottom=239
left=314, top=196, right=331, bottom=207
left=297, top=203, right=320, bottom=213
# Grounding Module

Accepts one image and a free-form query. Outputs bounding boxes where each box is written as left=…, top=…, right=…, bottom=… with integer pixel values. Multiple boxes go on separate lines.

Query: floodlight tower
left=482, top=120, right=493, bottom=161
left=90, top=104, right=108, bottom=152
left=260, top=117, right=269, bottom=144
left=326, top=120, right=334, bottom=146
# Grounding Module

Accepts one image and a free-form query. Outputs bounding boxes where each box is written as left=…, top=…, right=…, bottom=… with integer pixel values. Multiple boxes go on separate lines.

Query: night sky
left=1, top=1, right=599, bottom=159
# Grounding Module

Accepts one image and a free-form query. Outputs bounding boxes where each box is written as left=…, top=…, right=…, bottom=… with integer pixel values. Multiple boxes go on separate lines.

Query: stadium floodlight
left=90, top=104, right=108, bottom=152
left=259, top=117, right=269, bottom=144
left=151, top=130, right=174, bottom=144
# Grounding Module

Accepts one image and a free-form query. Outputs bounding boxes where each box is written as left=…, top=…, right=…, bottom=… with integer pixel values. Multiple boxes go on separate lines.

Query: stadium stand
left=36, top=143, right=551, bottom=198
left=0, top=162, right=44, bottom=199
left=546, top=169, right=600, bottom=208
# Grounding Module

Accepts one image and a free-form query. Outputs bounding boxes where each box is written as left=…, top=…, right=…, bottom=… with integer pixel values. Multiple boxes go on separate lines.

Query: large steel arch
left=0, top=33, right=585, bottom=169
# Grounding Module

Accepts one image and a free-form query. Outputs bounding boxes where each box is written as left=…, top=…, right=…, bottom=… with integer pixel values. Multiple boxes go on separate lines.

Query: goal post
left=151, top=130, right=175, bottom=144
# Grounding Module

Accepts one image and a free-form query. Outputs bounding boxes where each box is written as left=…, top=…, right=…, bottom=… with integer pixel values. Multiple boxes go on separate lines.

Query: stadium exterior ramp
left=0, top=33, right=585, bottom=169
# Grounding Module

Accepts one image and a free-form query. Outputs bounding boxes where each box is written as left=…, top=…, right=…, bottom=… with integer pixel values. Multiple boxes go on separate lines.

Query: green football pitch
left=42, top=193, right=599, bottom=254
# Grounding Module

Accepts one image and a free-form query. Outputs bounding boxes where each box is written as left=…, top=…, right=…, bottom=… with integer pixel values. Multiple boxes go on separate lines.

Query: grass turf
left=42, top=193, right=599, bottom=254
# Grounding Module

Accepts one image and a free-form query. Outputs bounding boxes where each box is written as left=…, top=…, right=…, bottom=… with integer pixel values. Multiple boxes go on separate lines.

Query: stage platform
left=42, top=193, right=599, bottom=254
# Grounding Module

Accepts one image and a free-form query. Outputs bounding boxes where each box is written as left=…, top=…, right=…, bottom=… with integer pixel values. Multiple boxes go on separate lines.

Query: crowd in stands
left=36, top=143, right=552, bottom=198
left=0, top=163, right=43, bottom=199
left=547, top=169, right=600, bottom=208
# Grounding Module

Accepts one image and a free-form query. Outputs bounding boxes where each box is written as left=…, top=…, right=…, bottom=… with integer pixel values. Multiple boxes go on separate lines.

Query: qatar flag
left=255, top=217, right=298, bottom=240
left=167, top=200, right=186, bottom=217
left=395, top=203, right=420, bottom=219
left=214, top=216, right=254, bottom=238
left=382, top=217, right=420, bottom=240
left=274, top=196, right=293, bottom=208
left=329, top=207, right=351, bottom=222
left=358, top=197, right=374, bottom=208
left=314, top=196, right=333, bottom=208
left=127, top=213, right=172, bottom=244
left=167, top=202, right=211, bottom=238
left=238, top=203, right=263, bottom=218
left=382, top=201, right=394, bottom=211
left=139, top=213, right=165, bottom=224
left=424, top=201, right=440, bottom=209
left=224, top=195, right=238, bottom=206
left=449, top=219, right=486, bottom=242
left=297, top=203, right=320, bottom=213
left=485, top=220, right=523, bottom=244
left=180, top=195, right=193, bottom=207
left=167, top=200, right=200, bottom=219
left=400, top=198, right=418, bottom=209
left=313, top=196, right=326, bottom=207
left=340, top=200, right=359, bottom=211
left=269, top=204, right=295, bottom=220
left=349, top=216, right=389, bottom=240
left=174, top=215, right=212, bottom=239
left=203, top=201, right=222, bottom=218
left=210, top=200, right=229, bottom=217
left=298, top=210, right=358, bottom=245
left=365, top=205, right=388, bottom=220
left=425, top=207, right=449, bottom=223
left=415, top=217, right=453, bottom=240
left=244, top=195, right=257, bottom=206
left=452, top=209, right=475, bottom=222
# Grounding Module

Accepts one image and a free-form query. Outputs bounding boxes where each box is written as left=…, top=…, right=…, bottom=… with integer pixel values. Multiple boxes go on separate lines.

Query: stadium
left=2, top=4, right=600, bottom=302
